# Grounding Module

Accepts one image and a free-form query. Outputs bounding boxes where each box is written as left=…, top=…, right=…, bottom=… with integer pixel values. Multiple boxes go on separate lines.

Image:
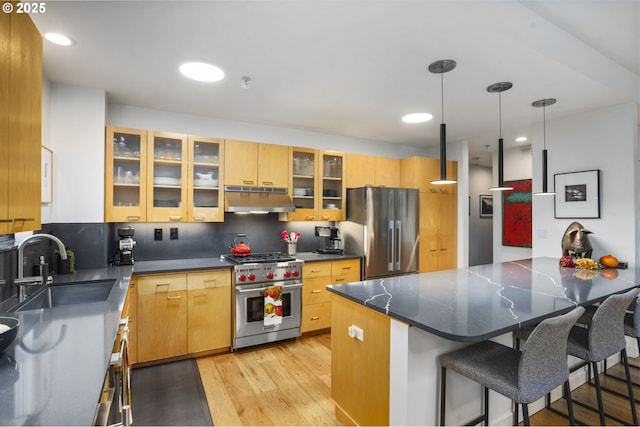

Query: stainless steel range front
left=223, top=253, right=302, bottom=350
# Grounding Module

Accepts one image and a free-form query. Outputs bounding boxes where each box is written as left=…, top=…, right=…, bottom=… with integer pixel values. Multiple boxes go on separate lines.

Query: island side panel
left=331, top=295, right=390, bottom=426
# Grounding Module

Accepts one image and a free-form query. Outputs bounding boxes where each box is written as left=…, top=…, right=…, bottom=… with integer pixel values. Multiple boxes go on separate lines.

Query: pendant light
left=429, top=59, right=457, bottom=185
left=532, top=98, right=557, bottom=196
left=488, top=82, right=514, bottom=192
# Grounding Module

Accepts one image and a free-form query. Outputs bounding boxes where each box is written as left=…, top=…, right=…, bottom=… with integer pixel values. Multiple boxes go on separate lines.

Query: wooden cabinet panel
left=346, top=153, right=375, bottom=188
left=0, top=11, right=9, bottom=235
left=6, top=8, right=42, bottom=234
left=400, top=156, right=457, bottom=194
left=125, top=278, right=138, bottom=364
left=419, top=192, right=457, bottom=272
left=187, top=269, right=231, bottom=289
left=224, top=140, right=258, bottom=185
left=301, top=301, right=331, bottom=332
left=303, top=276, right=332, bottom=305
left=137, top=273, right=188, bottom=362
left=331, top=259, right=361, bottom=284
left=303, top=261, right=332, bottom=278
left=257, top=143, right=289, bottom=187
left=187, top=286, right=231, bottom=353
left=374, top=157, right=400, bottom=187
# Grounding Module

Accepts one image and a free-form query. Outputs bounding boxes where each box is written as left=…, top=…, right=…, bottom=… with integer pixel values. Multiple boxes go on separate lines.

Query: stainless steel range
left=222, top=252, right=302, bottom=350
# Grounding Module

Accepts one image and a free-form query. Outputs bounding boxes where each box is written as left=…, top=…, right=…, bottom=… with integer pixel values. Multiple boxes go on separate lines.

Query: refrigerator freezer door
left=396, top=189, right=419, bottom=274
left=364, top=187, right=394, bottom=278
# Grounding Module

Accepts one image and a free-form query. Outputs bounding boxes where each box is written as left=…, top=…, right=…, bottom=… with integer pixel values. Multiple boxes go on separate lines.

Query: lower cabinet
left=302, top=258, right=360, bottom=333
left=135, top=268, right=231, bottom=364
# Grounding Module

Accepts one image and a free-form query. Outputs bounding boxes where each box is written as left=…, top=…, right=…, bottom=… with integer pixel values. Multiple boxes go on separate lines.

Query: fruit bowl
left=0, top=317, right=19, bottom=354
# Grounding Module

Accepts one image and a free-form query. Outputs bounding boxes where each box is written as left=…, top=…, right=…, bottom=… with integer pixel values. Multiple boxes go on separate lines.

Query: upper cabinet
left=283, top=148, right=345, bottom=221
left=1, top=9, right=42, bottom=235
left=147, top=131, right=188, bottom=222
left=400, top=156, right=457, bottom=194
left=105, top=127, right=148, bottom=222
left=346, top=154, right=400, bottom=188
left=224, top=140, right=288, bottom=187
left=188, top=136, right=224, bottom=222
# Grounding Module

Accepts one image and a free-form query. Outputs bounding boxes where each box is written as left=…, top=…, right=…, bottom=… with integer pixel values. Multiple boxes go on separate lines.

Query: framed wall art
left=479, top=194, right=493, bottom=218
left=502, top=179, right=532, bottom=248
left=41, top=145, right=53, bottom=204
left=554, top=169, right=600, bottom=219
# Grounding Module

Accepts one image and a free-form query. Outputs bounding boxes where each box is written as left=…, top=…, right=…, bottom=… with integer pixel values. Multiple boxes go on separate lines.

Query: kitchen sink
left=14, top=280, right=116, bottom=312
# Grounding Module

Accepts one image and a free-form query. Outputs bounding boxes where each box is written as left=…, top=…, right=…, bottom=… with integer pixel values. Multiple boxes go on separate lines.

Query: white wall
left=493, top=146, right=533, bottom=262
left=532, top=102, right=638, bottom=272
left=42, top=83, right=106, bottom=223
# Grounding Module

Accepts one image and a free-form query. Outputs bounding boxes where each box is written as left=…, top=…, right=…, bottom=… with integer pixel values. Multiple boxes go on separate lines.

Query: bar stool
left=439, top=306, right=584, bottom=426
left=514, top=288, right=639, bottom=425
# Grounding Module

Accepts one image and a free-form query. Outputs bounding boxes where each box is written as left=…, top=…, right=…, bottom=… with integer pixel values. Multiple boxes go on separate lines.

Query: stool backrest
left=589, top=288, right=639, bottom=361
left=633, top=297, right=640, bottom=337
left=518, top=306, right=585, bottom=403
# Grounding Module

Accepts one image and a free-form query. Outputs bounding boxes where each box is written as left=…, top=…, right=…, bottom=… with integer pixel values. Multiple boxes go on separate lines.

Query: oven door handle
left=236, top=283, right=302, bottom=293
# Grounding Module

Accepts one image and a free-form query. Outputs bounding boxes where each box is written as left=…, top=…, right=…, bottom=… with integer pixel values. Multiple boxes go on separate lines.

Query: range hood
left=224, top=185, right=295, bottom=213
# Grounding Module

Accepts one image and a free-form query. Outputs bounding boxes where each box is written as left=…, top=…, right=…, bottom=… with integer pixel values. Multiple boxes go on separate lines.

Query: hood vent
left=224, top=185, right=295, bottom=213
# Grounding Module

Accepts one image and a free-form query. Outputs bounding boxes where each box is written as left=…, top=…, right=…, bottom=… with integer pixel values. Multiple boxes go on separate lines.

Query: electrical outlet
left=348, top=325, right=364, bottom=341
left=154, top=228, right=163, bottom=241
left=170, top=227, right=178, bottom=240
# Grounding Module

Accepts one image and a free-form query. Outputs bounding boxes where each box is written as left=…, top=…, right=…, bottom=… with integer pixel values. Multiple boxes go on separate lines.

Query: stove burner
left=221, top=252, right=297, bottom=265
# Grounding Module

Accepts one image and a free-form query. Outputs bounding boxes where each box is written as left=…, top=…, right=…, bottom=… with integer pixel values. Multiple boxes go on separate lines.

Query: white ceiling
left=31, top=1, right=639, bottom=167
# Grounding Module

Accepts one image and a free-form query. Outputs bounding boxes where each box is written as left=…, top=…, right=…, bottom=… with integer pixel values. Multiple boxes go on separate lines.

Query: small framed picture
left=554, top=169, right=600, bottom=218
left=479, top=194, right=493, bottom=218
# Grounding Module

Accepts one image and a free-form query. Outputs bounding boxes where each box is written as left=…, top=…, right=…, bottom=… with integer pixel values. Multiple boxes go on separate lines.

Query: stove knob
left=239, top=275, right=247, bottom=282
left=293, top=270, right=300, bottom=277
left=285, top=271, right=292, bottom=278
left=267, top=272, right=274, bottom=280
left=249, top=274, right=256, bottom=281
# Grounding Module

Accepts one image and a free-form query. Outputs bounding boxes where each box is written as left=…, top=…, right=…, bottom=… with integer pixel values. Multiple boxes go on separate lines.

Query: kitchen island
left=327, top=257, right=639, bottom=426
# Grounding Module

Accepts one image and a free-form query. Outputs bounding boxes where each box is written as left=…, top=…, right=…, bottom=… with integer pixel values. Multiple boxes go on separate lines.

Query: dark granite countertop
left=0, top=266, right=133, bottom=426
left=294, top=252, right=362, bottom=263
left=327, top=257, right=639, bottom=343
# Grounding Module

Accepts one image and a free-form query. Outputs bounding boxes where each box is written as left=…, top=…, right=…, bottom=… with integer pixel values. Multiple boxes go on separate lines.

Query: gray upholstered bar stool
left=514, top=288, right=639, bottom=426
left=439, top=306, right=584, bottom=426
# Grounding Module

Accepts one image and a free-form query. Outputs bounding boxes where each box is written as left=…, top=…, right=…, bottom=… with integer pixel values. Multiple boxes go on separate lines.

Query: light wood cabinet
left=224, top=140, right=288, bottom=187
left=124, top=277, right=138, bottom=364
left=105, top=127, right=148, bottom=222
left=135, top=268, right=232, bottom=363
left=346, top=154, right=400, bottom=188
left=146, top=131, right=189, bottom=222
left=137, top=273, right=188, bottom=362
left=420, top=191, right=457, bottom=272
left=2, top=7, right=42, bottom=235
left=187, top=270, right=231, bottom=353
left=400, top=156, right=458, bottom=194
left=187, top=136, right=224, bottom=222
left=301, top=258, right=360, bottom=333
left=284, top=148, right=346, bottom=221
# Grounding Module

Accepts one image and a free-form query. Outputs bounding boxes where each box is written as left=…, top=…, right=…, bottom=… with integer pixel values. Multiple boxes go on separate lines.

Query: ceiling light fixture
left=44, top=32, right=74, bottom=46
left=241, top=76, right=251, bottom=89
left=402, top=112, right=433, bottom=123
left=428, top=59, right=457, bottom=185
left=488, top=82, right=514, bottom=192
left=515, top=136, right=528, bottom=142
left=532, top=98, right=557, bottom=196
left=179, top=62, right=224, bottom=82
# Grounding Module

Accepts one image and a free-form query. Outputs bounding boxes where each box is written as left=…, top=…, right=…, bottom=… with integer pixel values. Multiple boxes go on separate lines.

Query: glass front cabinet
left=105, top=127, right=147, bottom=222
left=188, top=136, right=224, bottom=222
left=147, top=132, right=188, bottom=222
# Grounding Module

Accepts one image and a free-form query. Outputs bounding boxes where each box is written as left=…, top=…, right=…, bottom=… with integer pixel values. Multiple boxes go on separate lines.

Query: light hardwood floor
left=198, top=333, right=640, bottom=426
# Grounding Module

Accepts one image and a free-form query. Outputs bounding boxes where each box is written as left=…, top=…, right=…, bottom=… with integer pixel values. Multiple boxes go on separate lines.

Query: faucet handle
left=15, top=276, right=44, bottom=286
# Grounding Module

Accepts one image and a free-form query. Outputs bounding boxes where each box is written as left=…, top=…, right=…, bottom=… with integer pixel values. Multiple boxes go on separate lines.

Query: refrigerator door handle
left=395, top=220, right=401, bottom=270
left=388, top=220, right=395, bottom=272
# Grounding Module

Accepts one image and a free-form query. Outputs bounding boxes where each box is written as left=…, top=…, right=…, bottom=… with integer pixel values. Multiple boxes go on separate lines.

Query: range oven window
left=246, top=293, right=292, bottom=323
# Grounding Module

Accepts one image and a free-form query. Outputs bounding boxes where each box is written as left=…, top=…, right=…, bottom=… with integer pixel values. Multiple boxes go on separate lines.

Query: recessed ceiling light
left=44, top=32, right=74, bottom=46
left=401, top=112, right=433, bottom=123
left=179, top=62, right=224, bottom=82
left=515, top=136, right=528, bottom=142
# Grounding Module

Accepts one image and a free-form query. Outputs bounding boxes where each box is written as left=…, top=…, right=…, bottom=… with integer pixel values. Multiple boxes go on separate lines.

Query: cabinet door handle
left=440, top=248, right=448, bottom=251
left=334, top=278, right=345, bottom=282
left=13, top=218, right=35, bottom=222
left=311, top=289, right=322, bottom=294
left=429, top=249, right=437, bottom=252
left=126, top=216, right=141, bottom=221
left=321, top=216, right=331, bottom=220
left=305, top=216, right=316, bottom=220
left=242, top=180, right=255, bottom=185
left=169, top=215, right=182, bottom=221
left=193, top=292, right=207, bottom=298
left=193, top=216, right=205, bottom=222
left=311, top=316, right=321, bottom=320
left=429, top=188, right=437, bottom=193
left=155, top=283, right=170, bottom=292
left=311, top=270, right=322, bottom=273
left=341, top=266, right=352, bottom=271
left=203, top=279, right=217, bottom=285
left=262, top=181, right=273, bottom=186
left=167, top=295, right=182, bottom=300
left=0, top=219, right=12, bottom=223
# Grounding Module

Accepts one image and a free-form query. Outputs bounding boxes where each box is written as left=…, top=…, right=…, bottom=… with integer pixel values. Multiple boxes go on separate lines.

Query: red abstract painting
left=502, top=179, right=532, bottom=248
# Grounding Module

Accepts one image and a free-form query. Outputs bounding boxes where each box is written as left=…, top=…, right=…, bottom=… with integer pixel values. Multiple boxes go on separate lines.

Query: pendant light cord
left=498, top=91, right=502, bottom=138
left=440, top=71, right=445, bottom=123
left=542, top=105, right=546, bottom=150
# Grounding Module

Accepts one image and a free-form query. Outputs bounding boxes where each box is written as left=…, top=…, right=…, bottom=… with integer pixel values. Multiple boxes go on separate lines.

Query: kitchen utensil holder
left=287, top=242, right=297, bottom=256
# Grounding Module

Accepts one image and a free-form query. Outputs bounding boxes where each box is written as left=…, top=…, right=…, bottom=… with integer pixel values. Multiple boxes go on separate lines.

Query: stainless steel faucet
left=16, top=233, right=68, bottom=301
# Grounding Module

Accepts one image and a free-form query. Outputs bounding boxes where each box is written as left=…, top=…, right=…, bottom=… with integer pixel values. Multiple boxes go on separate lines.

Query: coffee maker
left=315, top=226, right=343, bottom=254
left=116, top=227, right=136, bottom=265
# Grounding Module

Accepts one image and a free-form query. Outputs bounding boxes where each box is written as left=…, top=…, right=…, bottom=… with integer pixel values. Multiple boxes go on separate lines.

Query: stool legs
left=621, top=348, right=638, bottom=425
left=439, top=366, right=489, bottom=426
left=564, top=380, right=576, bottom=426
left=591, top=362, right=606, bottom=425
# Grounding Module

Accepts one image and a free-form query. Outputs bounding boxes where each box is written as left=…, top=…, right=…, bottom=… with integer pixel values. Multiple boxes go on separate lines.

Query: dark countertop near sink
left=0, top=252, right=361, bottom=425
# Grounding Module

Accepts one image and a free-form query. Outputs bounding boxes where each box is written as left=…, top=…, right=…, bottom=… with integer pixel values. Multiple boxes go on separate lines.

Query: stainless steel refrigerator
left=340, top=186, right=419, bottom=279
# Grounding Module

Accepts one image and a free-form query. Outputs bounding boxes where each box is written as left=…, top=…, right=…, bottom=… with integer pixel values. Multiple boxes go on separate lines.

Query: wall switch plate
left=154, top=228, right=162, bottom=241
left=170, top=227, right=179, bottom=240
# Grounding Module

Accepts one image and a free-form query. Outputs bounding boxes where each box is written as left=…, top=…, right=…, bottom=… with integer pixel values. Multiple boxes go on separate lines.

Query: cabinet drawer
left=332, top=259, right=360, bottom=283
left=137, top=273, right=187, bottom=295
left=303, top=277, right=331, bottom=305
left=303, top=262, right=331, bottom=278
left=301, top=301, right=332, bottom=332
left=187, top=269, right=231, bottom=290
